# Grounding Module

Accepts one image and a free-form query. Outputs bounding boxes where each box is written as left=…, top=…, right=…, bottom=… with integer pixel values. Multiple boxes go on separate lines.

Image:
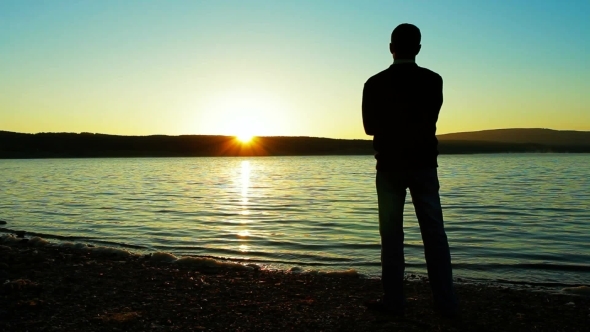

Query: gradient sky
left=1, top=0, right=589, bottom=139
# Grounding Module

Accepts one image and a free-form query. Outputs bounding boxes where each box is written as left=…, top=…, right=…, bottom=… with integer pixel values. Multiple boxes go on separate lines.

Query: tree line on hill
left=1, top=129, right=589, bottom=158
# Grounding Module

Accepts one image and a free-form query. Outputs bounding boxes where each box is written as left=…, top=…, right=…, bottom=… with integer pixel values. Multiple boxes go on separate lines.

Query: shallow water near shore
left=1, top=154, right=589, bottom=286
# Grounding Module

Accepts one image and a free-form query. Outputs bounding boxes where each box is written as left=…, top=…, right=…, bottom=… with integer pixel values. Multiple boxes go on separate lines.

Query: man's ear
left=415, top=44, right=422, bottom=56
left=389, top=43, right=395, bottom=55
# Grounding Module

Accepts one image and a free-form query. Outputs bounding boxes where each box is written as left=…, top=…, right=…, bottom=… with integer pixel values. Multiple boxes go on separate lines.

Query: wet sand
left=1, top=234, right=589, bottom=332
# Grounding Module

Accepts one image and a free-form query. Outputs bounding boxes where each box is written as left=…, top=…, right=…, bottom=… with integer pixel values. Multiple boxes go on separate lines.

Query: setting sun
left=236, top=134, right=254, bottom=144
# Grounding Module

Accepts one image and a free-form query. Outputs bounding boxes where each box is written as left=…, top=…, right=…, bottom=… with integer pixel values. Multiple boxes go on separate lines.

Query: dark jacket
left=362, top=62, right=443, bottom=170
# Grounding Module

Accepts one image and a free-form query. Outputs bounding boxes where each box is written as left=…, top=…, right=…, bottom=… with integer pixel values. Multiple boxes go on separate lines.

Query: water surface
left=1, top=154, right=589, bottom=286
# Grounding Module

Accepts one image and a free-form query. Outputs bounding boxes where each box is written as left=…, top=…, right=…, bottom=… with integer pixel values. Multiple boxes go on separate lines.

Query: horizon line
left=1, top=127, right=590, bottom=140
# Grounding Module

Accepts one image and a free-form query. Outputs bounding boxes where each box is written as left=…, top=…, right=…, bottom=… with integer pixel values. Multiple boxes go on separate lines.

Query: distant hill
left=438, top=128, right=590, bottom=146
left=1, top=128, right=589, bottom=158
left=0, top=131, right=372, bottom=158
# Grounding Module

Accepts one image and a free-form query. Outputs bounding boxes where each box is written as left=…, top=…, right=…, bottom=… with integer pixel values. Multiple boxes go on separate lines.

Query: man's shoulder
left=417, top=66, right=443, bottom=82
left=365, top=68, right=391, bottom=86
left=365, top=65, right=442, bottom=86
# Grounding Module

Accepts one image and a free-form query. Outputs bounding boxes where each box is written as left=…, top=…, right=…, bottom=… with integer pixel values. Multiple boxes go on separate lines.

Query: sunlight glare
left=237, top=134, right=254, bottom=143
left=203, top=88, right=288, bottom=137
left=238, top=230, right=250, bottom=237
left=241, top=161, right=250, bottom=196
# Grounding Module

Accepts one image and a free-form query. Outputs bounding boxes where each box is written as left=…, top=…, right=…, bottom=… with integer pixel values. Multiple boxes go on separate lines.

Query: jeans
left=376, top=168, right=458, bottom=312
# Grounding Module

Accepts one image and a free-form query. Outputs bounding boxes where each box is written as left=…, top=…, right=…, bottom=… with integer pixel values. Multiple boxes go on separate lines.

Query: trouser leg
left=409, top=168, right=458, bottom=312
left=376, top=171, right=407, bottom=308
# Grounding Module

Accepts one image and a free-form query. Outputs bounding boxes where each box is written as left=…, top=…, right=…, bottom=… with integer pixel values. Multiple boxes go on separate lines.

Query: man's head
left=390, top=23, right=421, bottom=59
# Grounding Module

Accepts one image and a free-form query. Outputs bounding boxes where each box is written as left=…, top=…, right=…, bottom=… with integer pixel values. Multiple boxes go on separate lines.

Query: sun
left=236, top=134, right=254, bottom=144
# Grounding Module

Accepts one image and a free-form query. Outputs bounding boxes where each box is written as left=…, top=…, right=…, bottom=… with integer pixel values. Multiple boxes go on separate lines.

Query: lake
left=1, top=154, right=589, bottom=287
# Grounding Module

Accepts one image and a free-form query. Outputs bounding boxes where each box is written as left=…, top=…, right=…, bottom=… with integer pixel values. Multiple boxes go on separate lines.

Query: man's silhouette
left=362, top=23, right=459, bottom=317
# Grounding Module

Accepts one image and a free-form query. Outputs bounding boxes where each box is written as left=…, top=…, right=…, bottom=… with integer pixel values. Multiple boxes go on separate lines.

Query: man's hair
left=390, top=23, right=421, bottom=55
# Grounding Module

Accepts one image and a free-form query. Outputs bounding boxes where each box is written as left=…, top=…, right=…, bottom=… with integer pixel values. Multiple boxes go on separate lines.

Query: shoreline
left=0, top=227, right=587, bottom=293
left=2, top=233, right=590, bottom=331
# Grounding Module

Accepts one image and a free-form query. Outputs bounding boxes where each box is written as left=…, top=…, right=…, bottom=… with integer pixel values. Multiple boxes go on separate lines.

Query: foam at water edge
left=29, top=236, right=50, bottom=247
left=1, top=234, right=257, bottom=271
left=0, top=234, right=135, bottom=258
left=288, top=266, right=359, bottom=277
left=561, top=286, right=590, bottom=296
left=175, top=256, right=250, bottom=270
left=0, top=233, right=364, bottom=276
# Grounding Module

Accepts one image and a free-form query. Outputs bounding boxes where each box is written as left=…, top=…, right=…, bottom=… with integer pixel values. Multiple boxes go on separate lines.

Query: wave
left=452, top=262, right=590, bottom=273
left=0, top=227, right=147, bottom=250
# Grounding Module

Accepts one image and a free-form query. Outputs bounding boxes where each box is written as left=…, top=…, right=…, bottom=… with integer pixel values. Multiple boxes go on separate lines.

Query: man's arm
left=433, top=75, right=443, bottom=122
left=437, top=75, right=443, bottom=109
left=362, top=81, right=377, bottom=136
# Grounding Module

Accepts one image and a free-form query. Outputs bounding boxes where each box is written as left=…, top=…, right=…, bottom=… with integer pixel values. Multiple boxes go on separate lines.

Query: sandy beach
left=1, top=233, right=589, bottom=332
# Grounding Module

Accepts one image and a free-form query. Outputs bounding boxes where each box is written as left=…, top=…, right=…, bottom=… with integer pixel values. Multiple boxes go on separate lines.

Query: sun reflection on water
left=237, top=230, right=250, bottom=237
left=238, top=160, right=252, bottom=255
left=241, top=160, right=250, bottom=202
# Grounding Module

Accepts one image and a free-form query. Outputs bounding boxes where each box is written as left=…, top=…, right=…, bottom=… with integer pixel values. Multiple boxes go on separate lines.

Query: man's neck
left=393, top=58, right=416, bottom=64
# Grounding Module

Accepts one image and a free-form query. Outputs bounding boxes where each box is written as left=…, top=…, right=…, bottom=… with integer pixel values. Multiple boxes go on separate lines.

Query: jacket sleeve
left=362, top=81, right=377, bottom=136
left=437, top=75, right=443, bottom=110
left=433, top=75, right=443, bottom=121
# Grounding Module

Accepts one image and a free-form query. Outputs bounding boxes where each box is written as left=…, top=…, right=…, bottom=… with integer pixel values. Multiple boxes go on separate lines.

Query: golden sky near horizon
left=1, top=1, right=589, bottom=139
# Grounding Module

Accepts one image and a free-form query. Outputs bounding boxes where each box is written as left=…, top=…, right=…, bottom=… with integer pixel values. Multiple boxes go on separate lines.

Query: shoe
left=364, top=298, right=405, bottom=317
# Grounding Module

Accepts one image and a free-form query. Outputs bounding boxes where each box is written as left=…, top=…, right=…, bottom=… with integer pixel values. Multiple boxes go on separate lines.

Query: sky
left=1, top=0, right=589, bottom=139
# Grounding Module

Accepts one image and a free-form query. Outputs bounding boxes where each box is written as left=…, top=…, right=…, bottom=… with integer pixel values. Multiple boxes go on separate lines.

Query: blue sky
left=1, top=0, right=589, bottom=138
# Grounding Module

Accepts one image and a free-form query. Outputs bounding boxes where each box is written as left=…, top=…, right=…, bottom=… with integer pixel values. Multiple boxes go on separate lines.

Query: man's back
left=362, top=63, right=443, bottom=170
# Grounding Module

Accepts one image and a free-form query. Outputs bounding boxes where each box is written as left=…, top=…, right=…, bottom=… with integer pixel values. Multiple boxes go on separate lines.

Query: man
left=362, top=23, right=459, bottom=317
